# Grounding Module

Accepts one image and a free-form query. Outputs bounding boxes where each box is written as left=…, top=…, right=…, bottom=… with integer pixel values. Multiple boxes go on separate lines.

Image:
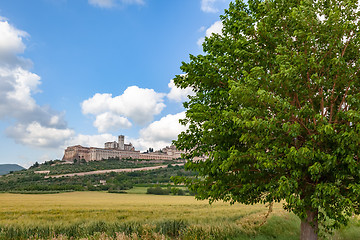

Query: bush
left=146, top=187, right=170, bottom=195
left=108, top=190, right=127, bottom=194
left=171, top=187, right=186, bottom=195
left=177, top=189, right=185, bottom=195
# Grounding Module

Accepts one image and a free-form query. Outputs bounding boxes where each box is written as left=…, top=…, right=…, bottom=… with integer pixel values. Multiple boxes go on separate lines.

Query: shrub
left=171, top=187, right=186, bottom=196
left=108, top=190, right=127, bottom=194
left=146, top=187, right=170, bottom=195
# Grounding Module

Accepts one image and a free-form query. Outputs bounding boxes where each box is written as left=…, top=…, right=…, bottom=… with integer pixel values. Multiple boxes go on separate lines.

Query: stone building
left=104, top=135, right=135, bottom=151
left=62, top=135, right=183, bottom=162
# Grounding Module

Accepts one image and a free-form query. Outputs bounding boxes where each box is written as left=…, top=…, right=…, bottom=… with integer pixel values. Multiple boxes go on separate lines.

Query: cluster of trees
left=29, top=158, right=177, bottom=175
left=146, top=186, right=192, bottom=196
left=146, top=186, right=170, bottom=195
left=28, top=159, right=64, bottom=169
left=0, top=163, right=194, bottom=192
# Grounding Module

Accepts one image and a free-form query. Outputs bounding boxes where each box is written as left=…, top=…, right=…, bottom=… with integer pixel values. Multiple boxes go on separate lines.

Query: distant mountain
left=0, top=164, right=25, bottom=175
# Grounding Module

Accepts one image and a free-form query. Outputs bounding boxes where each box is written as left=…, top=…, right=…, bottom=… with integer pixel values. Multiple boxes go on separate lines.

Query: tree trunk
left=300, top=210, right=318, bottom=240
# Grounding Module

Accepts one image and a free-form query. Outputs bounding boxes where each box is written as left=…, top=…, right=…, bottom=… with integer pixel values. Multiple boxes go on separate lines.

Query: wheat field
left=0, top=191, right=358, bottom=239
left=0, top=191, right=276, bottom=224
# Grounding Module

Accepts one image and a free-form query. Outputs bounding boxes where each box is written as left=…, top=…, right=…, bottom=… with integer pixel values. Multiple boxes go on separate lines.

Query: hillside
left=0, top=164, right=25, bottom=175
left=0, top=158, right=192, bottom=192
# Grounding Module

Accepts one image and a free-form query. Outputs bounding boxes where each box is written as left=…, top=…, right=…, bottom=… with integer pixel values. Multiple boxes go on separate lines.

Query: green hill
left=0, top=159, right=191, bottom=193
left=0, top=164, right=25, bottom=175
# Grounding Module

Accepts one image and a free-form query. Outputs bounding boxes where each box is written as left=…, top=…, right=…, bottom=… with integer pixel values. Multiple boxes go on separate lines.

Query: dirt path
left=44, top=163, right=184, bottom=178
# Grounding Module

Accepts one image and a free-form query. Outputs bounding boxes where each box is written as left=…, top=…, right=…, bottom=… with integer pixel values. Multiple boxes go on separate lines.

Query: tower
left=118, top=135, right=125, bottom=150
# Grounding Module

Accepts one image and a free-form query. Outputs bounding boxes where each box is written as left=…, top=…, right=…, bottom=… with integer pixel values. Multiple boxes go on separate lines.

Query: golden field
left=0, top=191, right=358, bottom=239
left=0, top=191, right=276, bottom=225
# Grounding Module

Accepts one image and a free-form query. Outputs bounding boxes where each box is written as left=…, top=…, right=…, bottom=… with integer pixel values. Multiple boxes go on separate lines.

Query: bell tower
left=118, top=135, right=125, bottom=150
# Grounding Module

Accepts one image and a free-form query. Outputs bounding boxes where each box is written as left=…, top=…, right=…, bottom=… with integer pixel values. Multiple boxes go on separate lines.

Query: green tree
left=173, top=0, right=360, bottom=239
left=29, top=162, right=39, bottom=169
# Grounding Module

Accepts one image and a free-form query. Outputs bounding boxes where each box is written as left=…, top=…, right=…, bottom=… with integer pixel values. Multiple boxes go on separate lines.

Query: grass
left=0, top=192, right=358, bottom=239
left=0, top=191, right=267, bottom=225
left=32, top=159, right=174, bottom=175
left=125, top=187, right=148, bottom=194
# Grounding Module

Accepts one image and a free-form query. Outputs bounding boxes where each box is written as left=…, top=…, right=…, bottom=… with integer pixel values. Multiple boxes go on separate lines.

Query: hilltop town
left=62, top=135, right=184, bottom=162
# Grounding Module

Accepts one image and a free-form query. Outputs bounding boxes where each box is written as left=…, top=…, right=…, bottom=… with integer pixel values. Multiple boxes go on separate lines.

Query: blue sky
left=0, top=0, right=230, bottom=168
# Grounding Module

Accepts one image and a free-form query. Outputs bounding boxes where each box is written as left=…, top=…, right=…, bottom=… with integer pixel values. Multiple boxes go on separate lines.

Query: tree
left=29, top=161, right=39, bottom=169
left=173, top=0, right=360, bottom=239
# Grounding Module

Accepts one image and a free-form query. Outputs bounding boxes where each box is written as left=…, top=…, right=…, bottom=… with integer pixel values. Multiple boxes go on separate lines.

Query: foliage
left=146, top=186, right=189, bottom=196
left=173, top=0, right=360, bottom=236
left=31, top=158, right=174, bottom=175
left=0, top=160, right=192, bottom=192
left=28, top=161, right=39, bottom=169
left=155, top=219, right=187, bottom=238
left=108, top=189, right=127, bottom=194
left=170, top=187, right=186, bottom=196
left=146, top=186, right=170, bottom=195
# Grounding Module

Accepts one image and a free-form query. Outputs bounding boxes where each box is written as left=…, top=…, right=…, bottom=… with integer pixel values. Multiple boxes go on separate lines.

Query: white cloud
left=198, top=26, right=206, bottom=32
left=7, top=122, right=74, bottom=148
left=82, top=86, right=166, bottom=130
left=129, top=137, right=169, bottom=153
left=0, top=20, right=28, bottom=56
left=167, top=79, right=194, bottom=102
left=201, top=0, right=219, bottom=13
left=201, top=0, right=230, bottom=13
left=197, top=37, right=205, bottom=47
left=94, top=112, right=132, bottom=133
left=62, top=112, right=187, bottom=152
left=0, top=67, right=40, bottom=115
left=130, top=112, right=187, bottom=151
left=50, top=115, right=60, bottom=125
left=65, top=133, right=116, bottom=148
left=123, top=0, right=144, bottom=4
left=81, top=93, right=113, bottom=115
left=39, top=154, right=51, bottom=164
left=206, top=20, right=223, bottom=36
left=89, top=0, right=115, bottom=8
left=88, top=0, right=144, bottom=8
left=0, top=18, right=73, bottom=148
left=140, top=112, right=186, bottom=142
left=197, top=20, right=223, bottom=47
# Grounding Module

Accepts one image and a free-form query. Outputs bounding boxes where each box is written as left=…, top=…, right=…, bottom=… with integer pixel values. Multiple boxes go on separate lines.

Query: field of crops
left=0, top=191, right=359, bottom=239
